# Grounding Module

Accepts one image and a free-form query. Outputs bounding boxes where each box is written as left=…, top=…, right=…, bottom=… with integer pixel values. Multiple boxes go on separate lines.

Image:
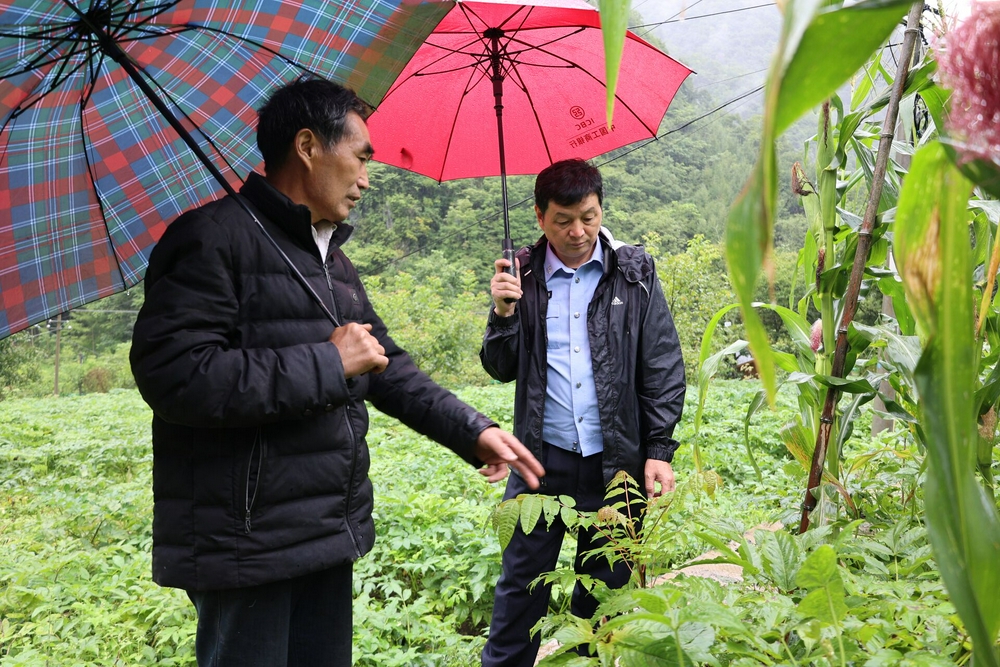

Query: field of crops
left=0, top=382, right=975, bottom=665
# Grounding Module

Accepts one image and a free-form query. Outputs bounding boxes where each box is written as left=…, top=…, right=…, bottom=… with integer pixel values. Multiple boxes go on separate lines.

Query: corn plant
left=599, top=0, right=1000, bottom=662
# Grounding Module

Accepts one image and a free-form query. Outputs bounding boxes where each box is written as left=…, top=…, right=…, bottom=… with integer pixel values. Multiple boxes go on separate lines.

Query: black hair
left=256, top=76, right=369, bottom=173
left=533, top=159, right=603, bottom=213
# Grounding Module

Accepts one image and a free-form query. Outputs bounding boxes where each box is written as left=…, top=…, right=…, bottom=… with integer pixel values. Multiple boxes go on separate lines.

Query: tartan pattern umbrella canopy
left=0, top=0, right=453, bottom=339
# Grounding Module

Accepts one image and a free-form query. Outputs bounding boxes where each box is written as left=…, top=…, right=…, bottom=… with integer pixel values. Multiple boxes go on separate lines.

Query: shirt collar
left=544, top=239, right=603, bottom=279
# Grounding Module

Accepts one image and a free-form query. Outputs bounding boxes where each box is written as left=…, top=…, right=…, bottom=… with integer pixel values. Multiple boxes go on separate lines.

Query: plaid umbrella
left=0, top=0, right=453, bottom=339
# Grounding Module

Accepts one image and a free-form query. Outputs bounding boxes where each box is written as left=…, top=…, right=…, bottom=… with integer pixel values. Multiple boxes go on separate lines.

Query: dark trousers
left=186, top=562, right=353, bottom=667
left=482, top=445, right=632, bottom=667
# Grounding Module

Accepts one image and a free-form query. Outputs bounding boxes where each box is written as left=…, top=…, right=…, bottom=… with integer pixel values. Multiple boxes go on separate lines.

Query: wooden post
left=53, top=313, right=61, bottom=396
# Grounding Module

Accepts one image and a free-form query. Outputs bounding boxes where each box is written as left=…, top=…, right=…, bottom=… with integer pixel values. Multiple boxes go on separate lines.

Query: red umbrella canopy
left=367, top=0, right=693, bottom=182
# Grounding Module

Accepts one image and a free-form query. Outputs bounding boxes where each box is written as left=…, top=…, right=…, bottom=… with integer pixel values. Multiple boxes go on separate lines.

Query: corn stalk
left=798, top=2, right=924, bottom=533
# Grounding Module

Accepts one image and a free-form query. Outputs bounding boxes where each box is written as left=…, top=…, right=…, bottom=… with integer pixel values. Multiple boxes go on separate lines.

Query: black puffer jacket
left=480, top=231, right=685, bottom=485
left=131, top=173, right=494, bottom=591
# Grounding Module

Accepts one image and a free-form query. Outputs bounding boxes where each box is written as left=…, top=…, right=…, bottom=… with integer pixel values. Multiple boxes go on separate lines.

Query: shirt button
left=576, top=382, right=582, bottom=388
left=574, top=312, right=580, bottom=318
left=578, top=416, right=583, bottom=423
left=575, top=277, right=581, bottom=283
left=574, top=346, right=580, bottom=352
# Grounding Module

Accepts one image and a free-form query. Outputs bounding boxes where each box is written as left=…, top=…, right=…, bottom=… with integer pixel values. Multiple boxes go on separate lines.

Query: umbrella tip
left=400, top=147, right=414, bottom=169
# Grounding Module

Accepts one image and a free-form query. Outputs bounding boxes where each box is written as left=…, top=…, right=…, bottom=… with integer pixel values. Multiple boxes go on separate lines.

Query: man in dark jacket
left=130, top=78, right=543, bottom=667
left=480, top=159, right=686, bottom=667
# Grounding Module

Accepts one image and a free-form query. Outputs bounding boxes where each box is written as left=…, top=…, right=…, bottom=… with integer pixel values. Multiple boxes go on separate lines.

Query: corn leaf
left=598, top=0, right=629, bottom=128
left=774, top=0, right=914, bottom=135
left=894, top=141, right=1000, bottom=667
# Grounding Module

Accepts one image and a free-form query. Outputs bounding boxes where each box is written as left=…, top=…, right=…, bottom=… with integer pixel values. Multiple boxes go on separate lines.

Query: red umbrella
left=366, top=0, right=692, bottom=269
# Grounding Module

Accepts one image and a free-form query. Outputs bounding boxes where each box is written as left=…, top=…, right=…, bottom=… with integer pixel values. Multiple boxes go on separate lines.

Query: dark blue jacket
left=480, top=230, right=685, bottom=485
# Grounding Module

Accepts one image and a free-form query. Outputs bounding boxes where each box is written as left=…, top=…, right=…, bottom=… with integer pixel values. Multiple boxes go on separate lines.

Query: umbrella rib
left=142, top=68, right=249, bottom=186
left=437, top=62, right=486, bottom=182
left=377, top=35, right=490, bottom=104
left=503, top=59, right=556, bottom=166
left=508, top=38, right=659, bottom=135
left=1, top=51, right=90, bottom=126
left=179, top=24, right=316, bottom=76
left=0, top=30, right=84, bottom=79
left=112, top=0, right=177, bottom=35
left=500, top=28, right=587, bottom=62
left=78, top=43, right=103, bottom=110
left=76, top=50, right=128, bottom=289
left=0, top=24, right=76, bottom=40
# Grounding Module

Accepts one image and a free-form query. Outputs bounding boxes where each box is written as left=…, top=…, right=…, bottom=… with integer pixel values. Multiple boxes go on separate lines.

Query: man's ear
left=292, top=128, right=318, bottom=169
left=534, top=204, right=544, bottom=228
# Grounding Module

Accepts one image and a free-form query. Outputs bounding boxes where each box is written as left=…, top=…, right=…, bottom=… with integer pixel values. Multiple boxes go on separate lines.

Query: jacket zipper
left=323, top=261, right=363, bottom=559
left=244, top=429, right=265, bottom=534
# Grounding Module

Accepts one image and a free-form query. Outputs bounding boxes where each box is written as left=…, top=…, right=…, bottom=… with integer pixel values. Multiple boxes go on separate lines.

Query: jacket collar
left=239, top=172, right=354, bottom=252
left=529, top=226, right=638, bottom=282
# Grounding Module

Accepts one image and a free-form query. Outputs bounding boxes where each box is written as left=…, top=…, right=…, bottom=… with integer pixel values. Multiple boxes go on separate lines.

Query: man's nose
left=358, top=164, right=370, bottom=190
left=568, top=221, right=584, bottom=236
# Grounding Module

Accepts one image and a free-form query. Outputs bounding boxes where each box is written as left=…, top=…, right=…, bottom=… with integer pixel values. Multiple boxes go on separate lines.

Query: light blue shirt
left=542, top=241, right=604, bottom=456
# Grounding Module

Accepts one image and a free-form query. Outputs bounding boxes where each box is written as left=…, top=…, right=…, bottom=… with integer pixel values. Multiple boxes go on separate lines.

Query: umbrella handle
left=502, top=238, right=517, bottom=304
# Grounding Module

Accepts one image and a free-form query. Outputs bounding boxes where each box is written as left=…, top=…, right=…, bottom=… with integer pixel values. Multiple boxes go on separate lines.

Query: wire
left=595, top=84, right=764, bottom=165
left=635, top=0, right=706, bottom=39
left=631, top=3, right=776, bottom=32
left=363, top=83, right=766, bottom=276
left=692, top=67, right=769, bottom=89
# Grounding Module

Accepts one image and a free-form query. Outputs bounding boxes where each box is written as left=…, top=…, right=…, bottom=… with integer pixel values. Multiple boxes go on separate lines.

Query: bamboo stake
left=799, top=1, right=925, bottom=533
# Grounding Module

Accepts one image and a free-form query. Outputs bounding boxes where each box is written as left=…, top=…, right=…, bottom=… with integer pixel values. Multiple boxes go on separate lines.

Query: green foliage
left=62, top=290, right=143, bottom=357
left=597, top=0, right=629, bottom=127
left=498, top=465, right=971, bottom=667
left=655, top=234, right=740, bottom=375
left=3, top=377, right=991, bottom=665
left=0, top=392, right=194, bottom=665
left=0, top=333, right=39, bottom=400
left=364, top=261, right=491, bottom=388
left=0, top=386, right=515, bottom=665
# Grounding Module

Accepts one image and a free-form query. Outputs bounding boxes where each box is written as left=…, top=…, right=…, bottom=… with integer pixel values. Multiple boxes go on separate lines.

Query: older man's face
left=305, top=111, right=373, bottom=224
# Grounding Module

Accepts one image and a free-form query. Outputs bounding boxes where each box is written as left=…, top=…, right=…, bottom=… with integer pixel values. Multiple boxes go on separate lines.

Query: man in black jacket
left=480, top=159, right=686, bottom=667
left=130, top=78, right=543, bottom=667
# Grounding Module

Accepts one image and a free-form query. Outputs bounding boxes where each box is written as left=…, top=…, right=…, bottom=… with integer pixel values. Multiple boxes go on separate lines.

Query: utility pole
left=53, top=313, right=62, bottom=396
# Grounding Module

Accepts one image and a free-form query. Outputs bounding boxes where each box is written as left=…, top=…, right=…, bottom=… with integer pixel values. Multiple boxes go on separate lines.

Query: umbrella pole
left=73, top=9, right=342, bottom=328
left=487, top=29, right=517, bottom=281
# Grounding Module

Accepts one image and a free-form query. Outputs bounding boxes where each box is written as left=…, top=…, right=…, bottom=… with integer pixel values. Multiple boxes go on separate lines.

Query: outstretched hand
left=474, top=427, right=545, bottom=489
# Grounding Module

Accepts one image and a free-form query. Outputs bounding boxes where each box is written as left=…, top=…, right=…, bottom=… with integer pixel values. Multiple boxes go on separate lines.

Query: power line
left=363, top=83, right=766, bottom=276
left=631, top=3, right=776, bottom=32
left=595, top=84, right=764, bottom=165
left=692, top=67, right=769, bottom=89
left=635, top=0, right=706, bottom=39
